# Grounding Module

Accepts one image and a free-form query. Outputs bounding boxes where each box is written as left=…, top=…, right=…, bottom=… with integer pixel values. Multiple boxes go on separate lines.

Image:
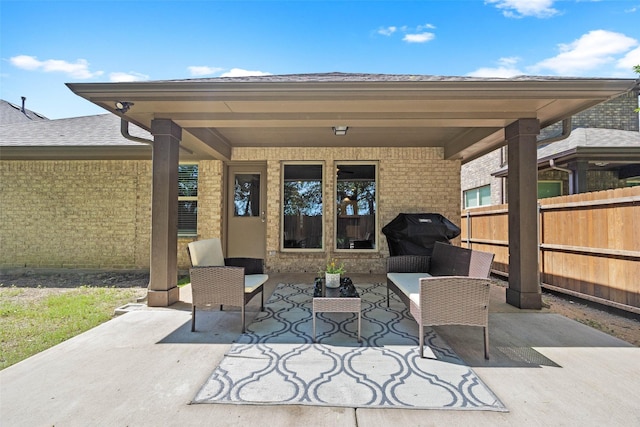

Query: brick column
left=506, top=119, right=542, bottom=309
left=147, top=119, right=181, bottom=307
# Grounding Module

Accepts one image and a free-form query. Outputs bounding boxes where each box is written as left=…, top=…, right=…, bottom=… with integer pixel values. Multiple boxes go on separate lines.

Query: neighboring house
left=461, top=92, right=640, bottom=208
left=1, top=74, right=636, bottom=310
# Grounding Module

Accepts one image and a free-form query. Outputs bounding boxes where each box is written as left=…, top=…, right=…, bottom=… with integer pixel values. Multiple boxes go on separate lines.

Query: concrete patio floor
left=1, top=273, right=639, bottom=426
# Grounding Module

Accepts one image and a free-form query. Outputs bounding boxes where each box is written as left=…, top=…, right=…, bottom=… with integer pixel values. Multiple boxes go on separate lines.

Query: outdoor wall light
left=115, top=101, right=134, bottom=113
left=332, top=126, right=348, bottom=136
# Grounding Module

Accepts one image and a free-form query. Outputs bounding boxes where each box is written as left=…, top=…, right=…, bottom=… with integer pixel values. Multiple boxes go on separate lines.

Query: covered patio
left=1, top=272, right=638, bottom=425
left=66, top=73, right=637, bottom=311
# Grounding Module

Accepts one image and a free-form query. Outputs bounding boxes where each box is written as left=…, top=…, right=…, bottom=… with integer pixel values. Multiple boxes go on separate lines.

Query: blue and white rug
left=192, top=282, right=506, bottom=411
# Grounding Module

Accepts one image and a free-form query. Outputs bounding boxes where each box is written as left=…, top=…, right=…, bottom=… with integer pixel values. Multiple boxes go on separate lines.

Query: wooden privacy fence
left=461, top=186, right=640, bottom=313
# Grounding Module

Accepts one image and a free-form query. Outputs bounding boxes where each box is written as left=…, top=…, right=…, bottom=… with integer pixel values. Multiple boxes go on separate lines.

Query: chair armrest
left=386, top=255, right=430, bottom=273
left=224, top=257, right=265, bottom=274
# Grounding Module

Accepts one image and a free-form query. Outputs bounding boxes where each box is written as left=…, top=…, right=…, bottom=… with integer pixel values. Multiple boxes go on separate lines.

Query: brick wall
left=0, top=160, right=152, bottom=269
left=540, top=91, right=639, bottom=139
left=1, top=147, right=460, bottom=275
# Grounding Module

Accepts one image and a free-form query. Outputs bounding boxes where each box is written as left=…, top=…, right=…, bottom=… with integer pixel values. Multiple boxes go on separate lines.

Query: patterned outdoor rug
left=191, top=282, right=507, bottom=411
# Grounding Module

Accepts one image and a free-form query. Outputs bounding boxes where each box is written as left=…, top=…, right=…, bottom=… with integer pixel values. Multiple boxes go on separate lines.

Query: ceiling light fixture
left=332, top=126, right=348, bottom=136
left=115, top=101, right=134, bottom=113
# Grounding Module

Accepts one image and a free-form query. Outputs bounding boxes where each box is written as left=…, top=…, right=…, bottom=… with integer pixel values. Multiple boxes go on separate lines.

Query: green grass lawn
left=0, top=286, right=145, bottom=370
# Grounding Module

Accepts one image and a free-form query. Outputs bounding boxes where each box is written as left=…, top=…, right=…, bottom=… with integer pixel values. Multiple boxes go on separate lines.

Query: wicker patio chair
left=187, top=238, right=268, bottom=333
left=410, top=276, right=492, bottom=359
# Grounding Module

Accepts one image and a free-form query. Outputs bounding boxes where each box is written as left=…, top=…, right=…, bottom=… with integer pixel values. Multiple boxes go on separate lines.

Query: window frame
left=280, top=161, right=325, bottom=252
left=463, top=184, right=491, bottom=209
left=334, top=161, right=379, bottom=253
left=178, top=162, right=198, bottom=237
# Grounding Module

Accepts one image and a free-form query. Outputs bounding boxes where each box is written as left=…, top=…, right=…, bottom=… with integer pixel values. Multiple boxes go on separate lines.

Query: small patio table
left=312, top=277, right=361, bottom=343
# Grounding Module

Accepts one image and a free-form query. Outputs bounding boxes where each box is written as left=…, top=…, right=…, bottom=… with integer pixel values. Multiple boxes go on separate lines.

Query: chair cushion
left=387, top=272, right=431, bottom=302
left=188, top=238, right=225, bottom=267
left=244, top=274, right=269, bottom=293
left=225, top=257, right=264, bottom=274
left=429, top=242, right=471, bottom=276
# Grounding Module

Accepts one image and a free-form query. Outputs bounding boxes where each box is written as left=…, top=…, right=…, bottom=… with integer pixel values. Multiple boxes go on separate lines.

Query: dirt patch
left=541, top=290, right=640, bottom=346
left=0, top=269, right=150, bottom=289
left=0, top=270, right=149, bottom=304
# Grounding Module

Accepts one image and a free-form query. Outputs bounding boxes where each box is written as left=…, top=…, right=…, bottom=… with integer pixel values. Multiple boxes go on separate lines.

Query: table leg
left=312, top=311, right=316, bottom=343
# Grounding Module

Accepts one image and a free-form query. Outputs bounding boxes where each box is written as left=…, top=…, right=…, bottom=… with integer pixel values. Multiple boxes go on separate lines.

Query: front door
left=226, top=163, right=267, bottom=258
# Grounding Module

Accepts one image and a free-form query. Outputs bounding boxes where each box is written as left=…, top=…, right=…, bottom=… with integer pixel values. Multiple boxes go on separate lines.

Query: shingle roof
left=0, top=99, right=49, bottom=125
left=492, top=128, right=640, bottom=176
left=0, top=114, right=150, bottom=147
left=536, top=128, right=640, bottom=160
left=159, top=72, right=594, bottom=84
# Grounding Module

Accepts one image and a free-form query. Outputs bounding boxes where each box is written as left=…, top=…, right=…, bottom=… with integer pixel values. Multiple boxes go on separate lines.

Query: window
left=178, top=164, right=198, bottom=235
left=282, top=163, right=323, bottom=249
left=464, top=185, right=491, bottom=209
left=234, top=173, right=260, bottom=216
left=538, top=181, right=562, bottom=199
left=336, top=163, right=377, bottom=250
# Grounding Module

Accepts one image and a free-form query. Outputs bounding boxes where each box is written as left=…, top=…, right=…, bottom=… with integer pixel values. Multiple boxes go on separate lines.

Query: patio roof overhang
left=64, top=73, right=638, bottom=310
left=66, top=74, right=638, bottom=163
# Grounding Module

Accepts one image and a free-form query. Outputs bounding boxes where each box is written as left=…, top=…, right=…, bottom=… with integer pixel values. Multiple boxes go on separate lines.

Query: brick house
left=1, top=73, right=636, bottom=309
left=461, top=91, right=640, bottom=208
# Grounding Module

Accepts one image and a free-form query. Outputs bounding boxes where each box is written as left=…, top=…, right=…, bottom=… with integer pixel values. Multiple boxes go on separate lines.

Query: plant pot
left=325, top=273, right=341, bottom=288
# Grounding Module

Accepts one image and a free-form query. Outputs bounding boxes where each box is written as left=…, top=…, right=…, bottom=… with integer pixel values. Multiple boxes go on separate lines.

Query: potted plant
left=323, top=258, right=345, bottom=288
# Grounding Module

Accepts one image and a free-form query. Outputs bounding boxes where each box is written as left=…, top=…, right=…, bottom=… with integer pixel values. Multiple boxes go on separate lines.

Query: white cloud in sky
left=109, top=72, right=149, bottom=82
left=377, top=26, right=397, bottom=36
left=188, top=66, right=224, bottom=76
left=617, top=46, right=640, bottom=70
left=467, top=57, right=524, bottom=77
left=9, top=55, right=103, bottom=79
left=486, top=0, right=559, bottom=18
left=377, top=23, right=436, bottom=44
left=219, top=68, right=271, bottom=77
left=532, top=30, right=638, bottom=75
left=403, top=32, right=436, bottom=43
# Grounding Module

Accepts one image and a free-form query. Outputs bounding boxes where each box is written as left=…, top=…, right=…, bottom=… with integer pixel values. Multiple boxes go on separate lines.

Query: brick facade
left=1, top=147, right=460, bottom=275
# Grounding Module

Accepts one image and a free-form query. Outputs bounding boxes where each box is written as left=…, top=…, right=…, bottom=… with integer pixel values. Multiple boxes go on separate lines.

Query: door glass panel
left=336, top=164, right=376, bottom=250
left=234, top=173, right=260, bottom=217
left=282, top=164, right=323, bottom=249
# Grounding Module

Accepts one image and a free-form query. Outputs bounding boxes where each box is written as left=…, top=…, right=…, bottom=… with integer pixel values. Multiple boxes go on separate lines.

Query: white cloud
left=10, top=55, right=103, bottom=79
left=109, top=72, right=149, bottom=82
left=188, top=66, right=224, bottom=76
left=220, top=68, right=271, bottom=77
left=377, top=26, right=397, bottom=36
left=532, top=30, right=638, bottom=75
left=403, top=32, right=436, bottom=43
left=486, top=0, right=559, bottom=18
left=417, top=23, right=436, bottom=31
left=467, top=57, right=524, bottom=77
left=617, top=46, right=640, bottom=70
left=376, top=24, right=436, bottom=44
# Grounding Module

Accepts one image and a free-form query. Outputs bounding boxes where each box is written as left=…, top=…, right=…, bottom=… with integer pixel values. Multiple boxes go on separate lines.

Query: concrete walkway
left=1, top=274, right=639, bottom=426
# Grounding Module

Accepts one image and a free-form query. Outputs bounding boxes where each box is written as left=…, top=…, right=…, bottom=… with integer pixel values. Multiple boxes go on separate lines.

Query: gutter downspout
left=537, top=117, right=572, bottom=147
left=120, top=118, right=152, bottom=304
left=120, top=118, right=153, bottom=145
left=121, top=118, right=194, bottom=154
left=549, top=159, right=574, bottom=194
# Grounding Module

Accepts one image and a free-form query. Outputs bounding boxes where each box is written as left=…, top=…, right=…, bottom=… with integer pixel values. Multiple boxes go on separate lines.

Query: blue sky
left=1, top=0, right=639, bottom=119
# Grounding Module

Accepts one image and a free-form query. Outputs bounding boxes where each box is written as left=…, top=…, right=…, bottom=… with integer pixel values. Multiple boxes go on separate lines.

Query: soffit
left=66, top=76, right=638, bottom=163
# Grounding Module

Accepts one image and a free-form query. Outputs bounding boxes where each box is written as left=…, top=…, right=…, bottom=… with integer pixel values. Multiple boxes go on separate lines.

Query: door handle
left=261, top=211, right=266, bottom=223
